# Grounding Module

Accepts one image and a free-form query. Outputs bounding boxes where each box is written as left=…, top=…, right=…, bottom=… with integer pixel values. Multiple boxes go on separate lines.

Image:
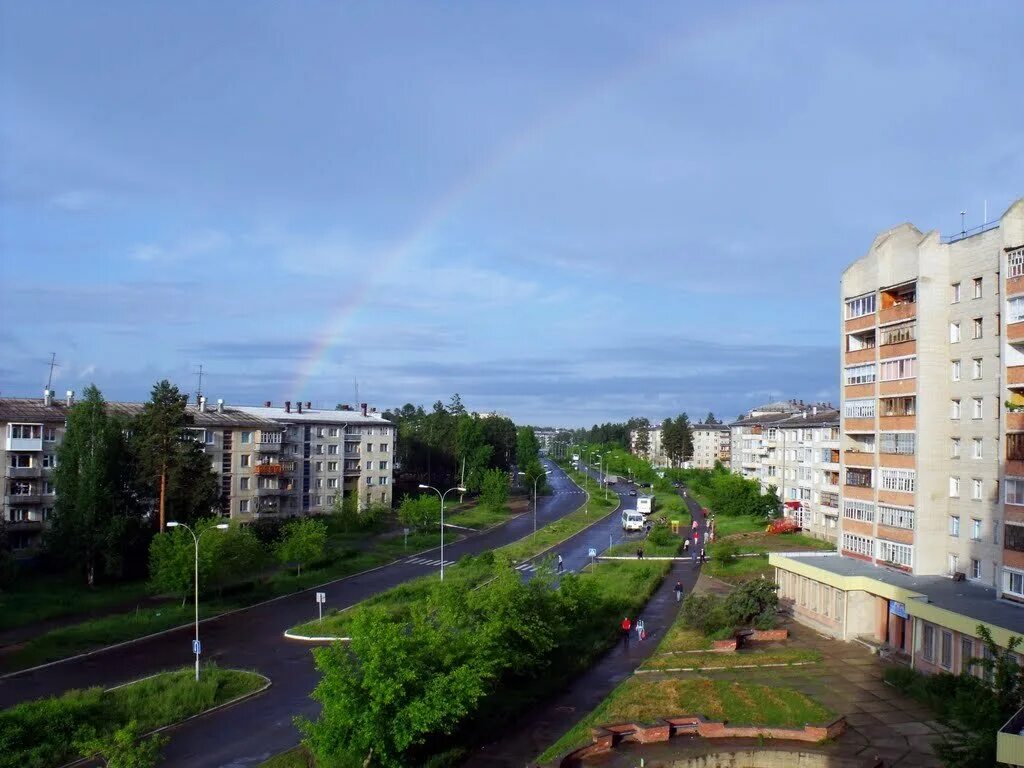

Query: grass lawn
left=641, top=647, right=822, bottom=671
left=538, top=676, right=833, bottom=763
left=1, top=664, right=265, bottom=768
left=654, top=625, right=713, bottom=653
left=0, top=576, right=150, bottom=633
left=259, top=747, right=314, bottom=768
left=711, top=515, right=769, bottom=538
left=703, top=525, right=835, bottom=584
left=445, top=497, right=526, bottom=530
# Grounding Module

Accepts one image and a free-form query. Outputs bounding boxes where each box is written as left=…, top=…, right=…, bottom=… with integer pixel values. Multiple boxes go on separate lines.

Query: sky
left=1, top=1, right=1022, bottom=427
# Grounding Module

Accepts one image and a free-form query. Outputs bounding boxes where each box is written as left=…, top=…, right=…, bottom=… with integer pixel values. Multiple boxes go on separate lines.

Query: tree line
left=560, top=412, right=721, bottom=466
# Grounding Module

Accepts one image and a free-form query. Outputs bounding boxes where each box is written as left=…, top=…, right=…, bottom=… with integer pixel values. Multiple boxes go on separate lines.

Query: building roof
left=729, top=412, right=794, bottom=428
left=0, top=397, right=288, bottom=429
left=692, top=423, right=730, bottom=432
left=233, top=405, right=393, bottom=426
left=774, top=408, right=840, bottom=428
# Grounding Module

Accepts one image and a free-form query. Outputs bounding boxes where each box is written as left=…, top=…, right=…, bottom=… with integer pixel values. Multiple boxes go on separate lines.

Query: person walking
left=683, top=537, right=690, bottom=552
left=636, top=618, right=646, bottom=642
left=636, top=546, right=644, bottom=560
left=557, top=553, right=564, bottom=574
left=621, top=616, right=632, bottom=648
left=674, top=580, right=684, bottom=602
left=699, top=547, right=707, bottom=564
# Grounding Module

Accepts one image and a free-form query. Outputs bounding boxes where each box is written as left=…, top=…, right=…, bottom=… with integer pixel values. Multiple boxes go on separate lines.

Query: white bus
left=637, top=495, right=654, bottom=515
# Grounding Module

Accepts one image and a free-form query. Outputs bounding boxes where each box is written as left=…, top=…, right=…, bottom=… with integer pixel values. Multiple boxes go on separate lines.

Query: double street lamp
left=518, top=469, right=551, bottom=537
left=166, top=520, right=229, bottom=681
left=418, top=484, right=466, bottom=581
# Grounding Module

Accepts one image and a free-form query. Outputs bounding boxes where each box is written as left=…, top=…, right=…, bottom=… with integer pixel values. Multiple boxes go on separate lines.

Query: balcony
left=253, top=463, right=283, bottom=476
left=6, top=466, right=42, bottom=479
left=4, top=494, right=41, bottom=506
left=5, top=436, right=43, bottom=452
left=843, top=450, right=873, bottom=467
left=1009, top=367, right=1024, bottom=389
left=844, top=347, right=875, bottom=365
left=997, top=706, right=1024, bottom=767
left=255, top=485, right=285, bottom=496
left=257, top=440, right=282, bottom=453
left=1008, top=410, right=1024, bottom=432
left=879, top=283, right=916, bottom=325
left=1009, top=322, right=1024, bottom=344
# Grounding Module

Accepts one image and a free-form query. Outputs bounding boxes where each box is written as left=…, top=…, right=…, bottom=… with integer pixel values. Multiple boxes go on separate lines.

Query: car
left=628, top=489, right=637, bottom=496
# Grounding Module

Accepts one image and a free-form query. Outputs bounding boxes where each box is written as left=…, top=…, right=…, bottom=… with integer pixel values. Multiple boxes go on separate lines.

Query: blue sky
left=1, top=1, right=1022, bottom=426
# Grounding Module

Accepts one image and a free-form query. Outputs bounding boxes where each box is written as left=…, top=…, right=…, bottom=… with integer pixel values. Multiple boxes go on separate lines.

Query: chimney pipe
left=65, top=390, right=74, bottom=407
left=264, top=400, right=271, bottom=408
left=217, top=398, right=224, bottom=413
left=297, top=402, right=303, bottom=414
left=285, top=401, right=291, bottom=413
left=43, top=389, right=52, bottom=407
left=199, top=395, right=207, bottom=413
left=812, top=405, right=818, bottom=416
left=305, top=401, right=311, bottom=410
left=360, top=402, right=368, bottom=416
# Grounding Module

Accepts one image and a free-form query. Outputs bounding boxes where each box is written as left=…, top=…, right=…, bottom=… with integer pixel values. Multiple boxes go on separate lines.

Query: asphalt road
left=1, top=458, right=627, bottom=767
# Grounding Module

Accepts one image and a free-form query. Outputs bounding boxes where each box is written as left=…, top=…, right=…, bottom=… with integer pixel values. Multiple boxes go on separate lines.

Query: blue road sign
left=193, top=639, right=201, bottom=655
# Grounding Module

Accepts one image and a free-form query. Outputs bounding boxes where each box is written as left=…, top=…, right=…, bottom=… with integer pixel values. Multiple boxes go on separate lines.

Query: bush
left=397, top=494, right=441, bottom=532
left=724, top=579, right=779, bottom=628
left=680, top=593, right=732, bottom=637
left=648, top=524, right=677, bottom=548
left=714, top=540, right=739, bottom=565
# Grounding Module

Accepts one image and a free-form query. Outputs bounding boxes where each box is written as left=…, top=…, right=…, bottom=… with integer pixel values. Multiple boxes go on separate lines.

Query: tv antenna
left=45, top=353, right=60, bottom=391
left=960, top=210, right=966, bottom=236
left=354, top=377, right=359, bottom=404
left=194, top=364, right=205, bottom=401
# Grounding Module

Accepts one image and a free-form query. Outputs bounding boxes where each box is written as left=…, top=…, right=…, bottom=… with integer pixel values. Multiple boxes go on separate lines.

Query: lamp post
left=166, top=520, right=229, bottom=681
left=518, top=470, right=551, bottom=537
left=418, top=484, right=466, bottom=581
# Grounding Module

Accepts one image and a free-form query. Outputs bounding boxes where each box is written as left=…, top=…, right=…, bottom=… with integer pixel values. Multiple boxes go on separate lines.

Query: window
left=1006, top=479, right=1024, bottom=505
left=842, top=533, right=873, bottom=557
left=240, top=477, right=249, bottom=491
left=951, top=438, right=961, bottom=458
left=328, top=427, right=339, bottom=437
left=951, top=399, right=962, bottom=419
left=950, top=322, right=961, bottom=343
left=9, top=424, right=41, bottom=439
left=941, top=631, right=953, bottom=669
left=241, top=431, right=252, bottom=444
left=315, top=478, right=323, bottom=489
left=1009, top=296, right=1024, bottom=323
left=972, top=397, right=983, bottom=419
left=327, top=461, right=338, bottom=472
left=379, top=476, right=389, bottom=485
left=1010, top=247, right=1024, bottom=278
left=43, top=426, right=57, bottom=441
left=42, top=481, right=54, bottom=495
left=315, top=444, right=324, bottom=455
left=843, top=500, right=875, bottom=522
left=880, top=432, right=915, bottom=455
left=973, top=277, right=983, bottom=299
left=240, top=454, right=250, bottom=468
left=952, top=283, right=961, bottom=303
left=379, top=460, right=388, bottom=470
left=327, top=444, right=338, bottom=455
left=878, top=540, right=913, bottom=568
left=880, top=357, right=915, bottom=381
left=881, top=396, right=915, bottom=416
left=8, top=454, right=30, bottom=468
left=1006, top=524, right=1024, bottom=553
left=949, top=553, right=960, bottom=575
left=971, top=358, right=983, bottom=380
left=973, top=317, right=983, bottom=339
left=879, top=504, right=915, bottom=529
left=366, top=442, right=373, bottom=453
left=239, top=499, right=249, bottom=513
left=950, top=478, right=961, bottom=499
left=845, top=293, right=876, bottom=319
left=43, top=454, right=57, bottom=468
left=971, top=479, right=983, bottom=501
left=844, top=363, right=876, bottom=385
left=880, top=468, right=916, bottom=493
left=972, top=438, right=983, bottom=459
left=846, top=468, right=872, bottom=488
left=1004, top=567, right=1024, bottom=597
left=961, top=637, right=976, bottom=675
left=316, top=427, right=325, bottom=438
left=971, top=518, right=982, bottom=540
left=315, top=461, right=323, bottom=472
left=365, top=460, right=372, bottom=470
left=365, top=476, right=373, bottom=485
left=949, top=514, right=960, bottom=535
left=922, top=624, right=935, bottom=660
left=880, top=321, right=915, bottom=345
left=951, top=360, right=961, bottom=381
left=380, top=443, right=389, bottom=452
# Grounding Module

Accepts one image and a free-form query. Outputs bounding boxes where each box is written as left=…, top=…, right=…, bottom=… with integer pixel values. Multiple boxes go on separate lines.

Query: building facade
left=690, top=423, right=731, bottom=469
left=630, top=424, right=670, bottom=467
left=729, top=400, right=803, bottom=479
left=2, top=393, right=394, bottom=554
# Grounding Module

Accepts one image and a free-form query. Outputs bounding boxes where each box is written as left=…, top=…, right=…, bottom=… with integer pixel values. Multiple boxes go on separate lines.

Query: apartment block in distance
left=630, top=423, right=670, bottom=468
left=772, top=201, right=1024, bottom=740
left=690, top=422, right=731, bottom=469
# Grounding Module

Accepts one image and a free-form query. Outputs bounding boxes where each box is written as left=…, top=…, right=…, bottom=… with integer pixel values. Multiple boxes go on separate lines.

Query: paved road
left=0, top=459, right=610, bottom=766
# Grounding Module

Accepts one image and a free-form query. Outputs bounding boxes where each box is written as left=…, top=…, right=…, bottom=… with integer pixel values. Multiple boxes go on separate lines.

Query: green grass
left=702, top=522, right=835, bottom=584
left=445, top=501, right=522, bottom=530
left=0, top=664, right=265, bottom=768
left=711, top=515, right=769, bottom=538
left=654, top=625, right=713, bottom=653
left=640, top=647, right=822, bottom=671
left=0, top=576, right=150, bottom=632
left=538, top=676, right=833, bottom=763
left=259, top=747, right=314, bottom=768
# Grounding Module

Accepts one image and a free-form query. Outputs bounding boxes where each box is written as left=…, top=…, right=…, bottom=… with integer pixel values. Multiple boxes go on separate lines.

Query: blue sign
left=888, top=600, right=908, bottom=619
left=193, top=639, right=202, bottom=655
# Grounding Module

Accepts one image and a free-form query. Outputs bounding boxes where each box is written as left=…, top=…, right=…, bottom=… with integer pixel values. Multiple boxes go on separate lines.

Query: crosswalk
left=514, top=562, right=538, bottom=573
left=404, top=556, right=455, bottom=567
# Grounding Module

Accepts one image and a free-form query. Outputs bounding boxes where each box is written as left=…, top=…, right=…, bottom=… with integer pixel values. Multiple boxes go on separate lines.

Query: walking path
left=463, top=485, right=707, bottom=768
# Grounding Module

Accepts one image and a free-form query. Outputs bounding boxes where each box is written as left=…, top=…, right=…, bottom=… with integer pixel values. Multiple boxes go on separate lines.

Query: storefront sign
left=889, top=600, right=908, bottom=619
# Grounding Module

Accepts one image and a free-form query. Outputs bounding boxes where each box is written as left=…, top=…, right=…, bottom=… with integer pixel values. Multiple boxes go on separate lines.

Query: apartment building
left=773, top=407, right=841, bottom=544
left=772, top=200, right=1024, bottom=681
left=630, top=424, right=670, bottom=467
left=2, top=392, right=395, bottom=554
left=690, top=423, right=731, bottom=469
left=728, top=400, right=802, bottom=478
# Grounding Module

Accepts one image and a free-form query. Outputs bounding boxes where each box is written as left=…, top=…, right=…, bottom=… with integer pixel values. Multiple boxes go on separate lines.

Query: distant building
left=691, top=423, right=731, bottom=469
left=630, top=424, right=670, bottom=467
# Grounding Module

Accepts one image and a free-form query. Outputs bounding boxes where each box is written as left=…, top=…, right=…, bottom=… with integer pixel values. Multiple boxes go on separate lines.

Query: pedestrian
left=683, top=537, right=690, bottom=552
left=674, top=580, right=684, bottom=602
left=557, top=553, right=564, bottom=574
left=636, top=618, right=646, bottom=642
left=621, top=616, right=631, bottom=648
left=691, top=519, right=698, bottom=531
left=645, top=523, right=652, bottom=536
left=700, top=547, right=707, bottom=564
left=636, top=546, right=644, bottom=560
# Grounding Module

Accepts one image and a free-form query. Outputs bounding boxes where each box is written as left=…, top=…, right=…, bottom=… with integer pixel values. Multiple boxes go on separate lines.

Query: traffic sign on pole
left=193, top=639, right=201, bottom=656
left=316, top=592, right=326, bottom=622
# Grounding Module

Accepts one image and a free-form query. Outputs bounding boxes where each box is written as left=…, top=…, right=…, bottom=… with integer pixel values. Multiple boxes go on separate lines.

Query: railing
left=997, top=705, right=1024, bottom=766
left=941, top=219, right=999, bottom=244
left=253, top=464, right=283, bottom=476
left=6, top=466, right=42, bottom=479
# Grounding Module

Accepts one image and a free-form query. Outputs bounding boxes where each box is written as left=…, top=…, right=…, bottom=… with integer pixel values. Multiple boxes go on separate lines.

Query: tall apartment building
left=772, top=201, right=1024, bottom=687
left=690, top=423, right=731, bottom=469
left=729, top=400, right=802, bottom=478
left=2, top=393, right=394, bottom=554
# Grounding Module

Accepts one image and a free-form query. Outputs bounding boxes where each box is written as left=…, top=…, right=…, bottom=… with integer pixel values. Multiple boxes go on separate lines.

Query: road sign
left=588, top=548, right=597, bottom=558
left=192, top=639, right=201, bottom=655
left=315, top=592, right=326, bottom=604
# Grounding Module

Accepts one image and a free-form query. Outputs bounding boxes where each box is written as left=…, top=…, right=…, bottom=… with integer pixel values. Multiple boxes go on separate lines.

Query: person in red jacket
left=621, top=616, right=632, bottom=648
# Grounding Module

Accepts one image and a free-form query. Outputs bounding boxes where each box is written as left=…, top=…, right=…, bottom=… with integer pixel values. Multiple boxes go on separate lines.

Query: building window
left=879, top=504, right=915, bottom=529
left=949, top=514, right=960, bottom=535
left=8, top=454, right=30, bottom=468
left=845, top=293, right=876, bottom=319
left=880, top=468, right=915, bottom=493
left=1006, top=479, right=1024, bottom=505
left=951, top=360, right=961, bottom=381
left=971, top=518, right=982, bottom=540
left=877, top=539, right=913, bottom=568
left=951, top=399, right=961, bottom=419
left=239, top=477, right=249, bottom=490
left=846, top=468, right=873, bottom=488
left=43, top=426, right=57, bottom=441
left=922, top=624, right=935, bottom=661
left=880, top=357, right=916, bottom=381
left=379, top=460, right=388, bottom=470
left=950, top=477, right=961, bottom=498
left=972, top=358, right=983, bottom=379
left=972, top=397, right=983, bottom=419
left=880, top=321, right=915, bottom=345
left=843, top=500, right=875, bottom=522
left=240, top=454, right=250, bottom=468
left=328, top=427, right=339, bottom=437
left=941, top=631, right=953, bottom=669
left=951, top=438, right=961, bottom=458
left=365, top=476, right=373, bottom=485
left=973, top=277, right=983, bottom=299
left=315, top=461, right=323, bottom=471
left=844, top=398, right=875, bottom=418
left=972, top=479, right=983, bottom=501
left=328, top=461, right=338, bottom=472
left=844, top=363, right=876, bottom=385
left=315, top=444, right=324, bottom=455
left=973, top=317, right=983, bottom=339
left=971, top=438, right=983, bottom=459
left=316, top=427, right=325, bottom=438
left=380, top=443, right=389, bottom=452
left=952, top=283, right=961, bottom=303
left=961, top=637, right=975, bottom=673
left=315, top=478, right=323, bottom=489
left=842, top=533, right=873, bottom=557
left=1006, top=523, right=1024, bottom=553
left=1004, top=567, right=1024, bottom=597
left=881, top=396, right=915, bottom=416
left=1010, top=248, right=1024, bottom=278
left=1009, top=296, right=1024, bottom=324
left=365, top=460, right=373, bottom=470
left=239, top=499, right=249, bottom=513
left=880, top=432, right=915, bottom=455
left=327, top=445, right=337, bottom=455
left=950, top=322, right=961, bottom=343
left=241, top=431, right=252, bottom=444
left=379, top=476, right=389, bottom=485
left=366, top=442, right=373, bottom=453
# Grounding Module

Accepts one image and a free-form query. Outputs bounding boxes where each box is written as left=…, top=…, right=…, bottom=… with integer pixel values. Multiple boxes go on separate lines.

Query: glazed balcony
left=1008, top=366, right=1024, bottom=389
left=1007, top=410, right=1024, bottom=432
left=1009, top=322, right=1024, bottom=344
left=6, top=466, right=42, bottom=479
left=4, top=494, right=41, bottom=506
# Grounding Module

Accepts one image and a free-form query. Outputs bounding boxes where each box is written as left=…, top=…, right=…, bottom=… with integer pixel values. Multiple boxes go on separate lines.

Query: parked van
left=621, top=510, right=645, bottom=531
left=637, top=495, right=654, bottom=515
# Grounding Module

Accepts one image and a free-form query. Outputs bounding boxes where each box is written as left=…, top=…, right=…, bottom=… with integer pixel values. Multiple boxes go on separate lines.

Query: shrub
left=648, top=524, right=676, bottom=548
left=724, top=579, right=779, bottom=628
left=680, top=593, right=733, bottom=637
left=714, top=540, right=739, bottom=566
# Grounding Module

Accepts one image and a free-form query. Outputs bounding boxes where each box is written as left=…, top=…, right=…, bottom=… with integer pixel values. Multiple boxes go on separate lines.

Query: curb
left=283, top=630, right=350, bottom=642
left=635, top=660, right=818, bottom=674
left=56, top=669, right=272, bottom=768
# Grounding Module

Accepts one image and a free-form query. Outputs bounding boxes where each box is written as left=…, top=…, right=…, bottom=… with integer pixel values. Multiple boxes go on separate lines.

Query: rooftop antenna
left=45, top=353, right=60, bottom=391
left=194, top=364, right=205, bottom=401
left=984, top=199, right=988, bottom=224
left=354, top=376, right=359, bottom=405
left=960, top=210, right=966, bottom=236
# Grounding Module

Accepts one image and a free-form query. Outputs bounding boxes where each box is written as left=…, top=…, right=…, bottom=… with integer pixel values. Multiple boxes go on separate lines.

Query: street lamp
left=518, top=470, right=551, bottom=537
left=418, top=484, right=466, bottom=581
left=166, top=520, right=229, bottom=681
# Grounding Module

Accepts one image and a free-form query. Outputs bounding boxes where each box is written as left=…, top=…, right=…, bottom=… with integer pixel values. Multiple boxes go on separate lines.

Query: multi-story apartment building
left=773, top=407, right=841, bottom=544
left=630, top=424, right=670, bottom=467
left=728, top=401, right=802, bottom=478
left=772, top=201, right=1024, bottom=688
left=2, top=393, right=394, bottom=554
left=690, top=423, right=731, bottom=469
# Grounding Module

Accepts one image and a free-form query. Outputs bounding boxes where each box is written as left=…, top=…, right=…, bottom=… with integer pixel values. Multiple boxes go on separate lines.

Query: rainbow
left=289, top=12, right=730, bottom=398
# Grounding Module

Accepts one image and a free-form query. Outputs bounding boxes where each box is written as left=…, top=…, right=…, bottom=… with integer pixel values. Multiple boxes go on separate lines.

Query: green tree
left=209, top=522, right=266, bottom=594
left=455, top=415, right=493, bottom=493
left=634, top=428, right=650, bottom=457
left=76, top=721, right=167, bottom=768
left=516, top=427, right=540, bottom=469
left=147, top=518, right=221, bottom=604
left=50, top=385, right=138, bottom=586
left=276, top=518, right=327, bottom=576
left=397, top=494, right=440, bottom=532
left=661, top=413, right=692, bottom=467
left=703, top=412, right=719, bottom=425
left=479, top=468, right=509, bottom=511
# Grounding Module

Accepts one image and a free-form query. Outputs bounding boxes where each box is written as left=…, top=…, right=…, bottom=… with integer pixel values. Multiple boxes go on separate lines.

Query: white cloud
left=129, top=229, right=231, bottom=263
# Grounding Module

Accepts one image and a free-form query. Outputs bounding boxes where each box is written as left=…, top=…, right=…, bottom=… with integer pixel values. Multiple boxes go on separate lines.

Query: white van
left=637, top=495, right=654, bottom=515
left=621, top=510, right=645, bottom=531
